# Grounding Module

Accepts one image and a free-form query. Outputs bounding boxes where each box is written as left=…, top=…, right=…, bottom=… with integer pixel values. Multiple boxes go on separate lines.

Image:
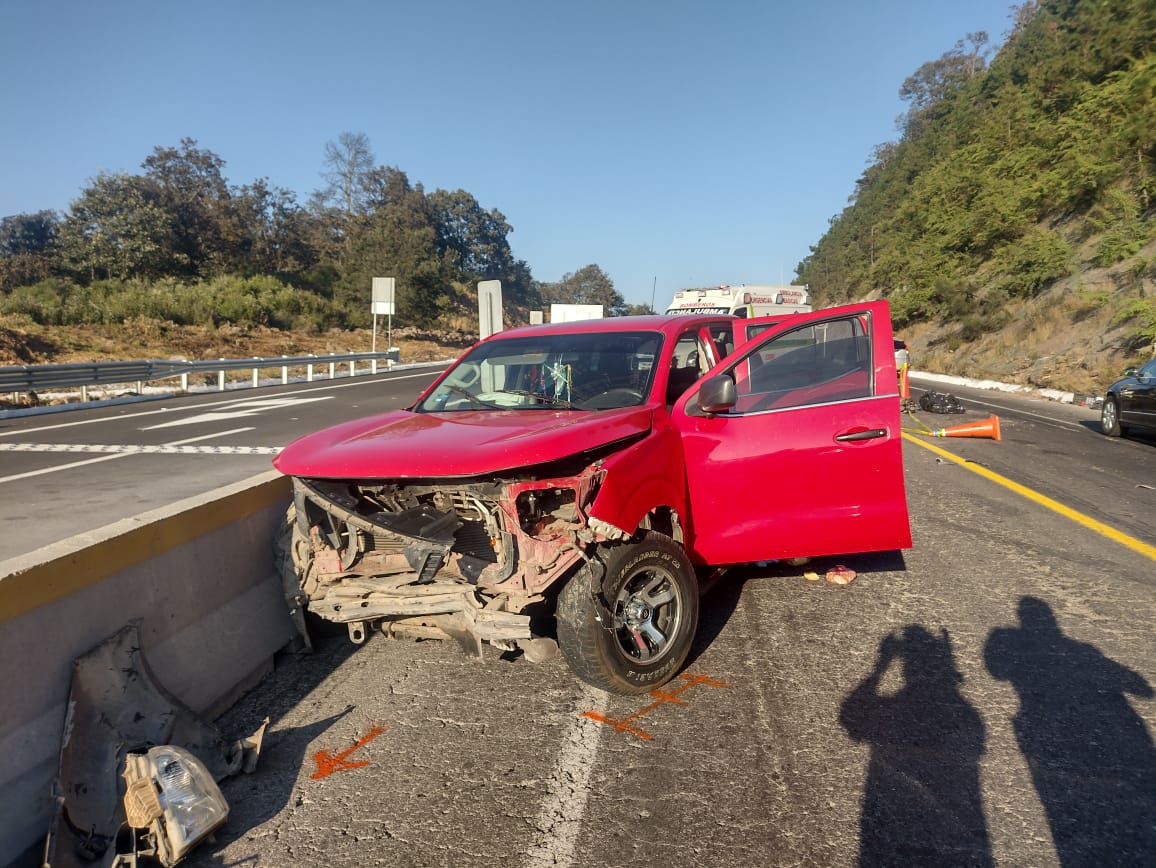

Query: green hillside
left=796, top=0, right=1156, bottom=395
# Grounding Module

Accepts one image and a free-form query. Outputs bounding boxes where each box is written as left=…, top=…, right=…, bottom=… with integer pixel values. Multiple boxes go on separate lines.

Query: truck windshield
left=417, top=331, right=663, bottom=412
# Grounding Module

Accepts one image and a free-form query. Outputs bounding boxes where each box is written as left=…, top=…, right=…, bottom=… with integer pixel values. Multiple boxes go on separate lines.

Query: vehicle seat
left=666, top=364, right=701, bottom=405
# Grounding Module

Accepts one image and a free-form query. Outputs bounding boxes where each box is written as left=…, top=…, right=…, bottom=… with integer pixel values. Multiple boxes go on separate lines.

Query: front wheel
left=556, top=532, right=698, bottom=695
left=1101, top=396, right=1123, bottom=437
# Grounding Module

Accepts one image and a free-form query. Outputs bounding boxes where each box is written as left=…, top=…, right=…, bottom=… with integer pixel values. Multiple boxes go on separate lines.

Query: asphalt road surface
left=170, top=379, right=1152, bottom=868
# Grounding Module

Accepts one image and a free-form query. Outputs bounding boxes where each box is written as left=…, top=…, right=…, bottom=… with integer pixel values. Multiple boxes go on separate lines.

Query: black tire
left=1101, top=396, right=1123, bottom=437
left=556, top=532, right=698, bottom=695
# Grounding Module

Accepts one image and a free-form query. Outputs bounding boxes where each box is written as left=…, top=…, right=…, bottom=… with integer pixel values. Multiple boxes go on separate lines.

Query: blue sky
left=1, top=0, right=1017, bottom=309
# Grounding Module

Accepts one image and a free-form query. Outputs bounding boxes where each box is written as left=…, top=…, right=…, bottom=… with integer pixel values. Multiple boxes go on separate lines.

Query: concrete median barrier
left=0, top=471, right=296, bottom=867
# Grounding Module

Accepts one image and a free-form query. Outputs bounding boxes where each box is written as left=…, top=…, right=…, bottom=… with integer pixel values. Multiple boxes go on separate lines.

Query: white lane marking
left=0, top=369, right=445, bottom=438
left=909, top=380, right=1093, bottom=431
left=522, top=685, right=606, bottom=868
left=154, top=428, right=259, bottom=445
left=0, top=428, right=274, bottom=484
left=140, top=396, right=332, bottom=430
left=931, top=394, right=1084, bottom=430
left=0, top=443, right=281, bottom=455
left=0, top=451, right=127, bottom=483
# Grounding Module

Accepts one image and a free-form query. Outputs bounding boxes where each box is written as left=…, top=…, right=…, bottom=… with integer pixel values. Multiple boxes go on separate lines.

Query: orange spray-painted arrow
left=581, top=673, right=730, bottom=740
left=310, top=725, right=387, bottom=779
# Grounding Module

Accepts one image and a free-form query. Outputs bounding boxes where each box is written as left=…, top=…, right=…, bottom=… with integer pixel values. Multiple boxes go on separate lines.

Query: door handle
left=835, top=428, right=888, bottom=442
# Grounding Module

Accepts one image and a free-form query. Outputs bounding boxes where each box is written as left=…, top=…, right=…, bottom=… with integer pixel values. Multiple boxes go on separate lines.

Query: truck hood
left=274, top=407, right=653, bottom=479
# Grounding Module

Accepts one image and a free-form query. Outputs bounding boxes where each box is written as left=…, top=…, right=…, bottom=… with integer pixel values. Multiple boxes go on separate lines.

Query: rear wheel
left=556, top=532, right=698, bottom=695
left=1101, top=396, right=1123, bottom=437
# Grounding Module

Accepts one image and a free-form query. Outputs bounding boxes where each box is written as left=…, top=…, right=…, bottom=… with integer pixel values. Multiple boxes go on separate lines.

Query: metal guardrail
left=1, top=350, right=401, bottom=399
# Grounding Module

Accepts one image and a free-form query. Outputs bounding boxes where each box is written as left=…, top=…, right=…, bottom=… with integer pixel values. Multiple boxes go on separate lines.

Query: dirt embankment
left=0, top=318, right=473, bottom=367
left=0, top=318, right=476, bottom=409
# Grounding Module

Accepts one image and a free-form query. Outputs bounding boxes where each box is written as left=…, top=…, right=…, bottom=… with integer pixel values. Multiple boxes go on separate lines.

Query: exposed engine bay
left=280, top=465, right=605, bottom=656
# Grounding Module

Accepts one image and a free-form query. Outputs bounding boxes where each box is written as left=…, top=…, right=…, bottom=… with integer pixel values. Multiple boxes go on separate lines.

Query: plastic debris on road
left=919, top=391, right=966, bottom=413
left=826, top=565, right=857, bottom=585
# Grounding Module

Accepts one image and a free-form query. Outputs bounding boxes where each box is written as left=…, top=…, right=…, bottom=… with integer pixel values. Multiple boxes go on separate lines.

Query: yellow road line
left=902, top=432, right=1156, bottom=562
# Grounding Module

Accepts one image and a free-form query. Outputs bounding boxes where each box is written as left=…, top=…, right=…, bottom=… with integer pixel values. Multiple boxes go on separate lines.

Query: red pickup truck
left=273, top=301, right=911, bottom=694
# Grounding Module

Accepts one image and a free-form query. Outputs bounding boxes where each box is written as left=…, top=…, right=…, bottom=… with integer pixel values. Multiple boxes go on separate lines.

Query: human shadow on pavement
left=984, top=596, right=1156, bottom=865
left=839, top=625, right=992, bottom=867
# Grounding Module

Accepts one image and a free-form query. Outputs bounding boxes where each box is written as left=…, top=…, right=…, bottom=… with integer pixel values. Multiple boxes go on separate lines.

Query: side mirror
left=698, top=374, right=737, bottom=414
left=1122, top=367, right=1139, bottom=377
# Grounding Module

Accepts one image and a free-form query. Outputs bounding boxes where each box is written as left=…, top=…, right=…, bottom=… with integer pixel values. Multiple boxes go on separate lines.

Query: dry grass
left=0, top=316, right=468, bottom=368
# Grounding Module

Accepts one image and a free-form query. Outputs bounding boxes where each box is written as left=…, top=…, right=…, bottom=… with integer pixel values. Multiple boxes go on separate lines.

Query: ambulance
left=665, top=284, right=811, bottom=318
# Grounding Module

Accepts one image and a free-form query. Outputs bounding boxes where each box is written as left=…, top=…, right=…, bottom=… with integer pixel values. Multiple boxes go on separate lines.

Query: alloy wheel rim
left=613, top=566, right=681, bottom=662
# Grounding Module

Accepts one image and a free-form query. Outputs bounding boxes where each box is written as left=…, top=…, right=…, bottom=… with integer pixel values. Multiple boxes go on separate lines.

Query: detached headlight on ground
left=122, top=745, right=229, bottom=865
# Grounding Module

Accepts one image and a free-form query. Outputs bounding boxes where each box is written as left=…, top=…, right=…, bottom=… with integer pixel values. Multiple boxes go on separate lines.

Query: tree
left=231, top=179, right=314, bottom=275
left=0, top=211, right=59, bottom=257
left=141, top=138, right=233, bottom=277
left=303, top=190, right=346, bottom=268
left=899, top=33, right=990, bottom=135
left=428, top=188, right=516, bottom=279
left=623, top=302, right=656, bottom=315
left=502, top=258, right=541, bottom=307
left=0, top=211, right=60, bottom=291
left=340, top=180, right=449, bottom=327
left=900, top=32, right=990, bottom=110
left=362, top=165, right=414, bottom=212
left=541, top=264, right=627, bottom=316
left=57, top=173, right=170, bottom=281
left=321, top=132, right=375, bottom=218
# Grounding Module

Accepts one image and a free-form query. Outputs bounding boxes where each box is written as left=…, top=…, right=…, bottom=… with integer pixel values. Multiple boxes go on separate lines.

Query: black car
left=1101, top=358, right=1156, bottom=437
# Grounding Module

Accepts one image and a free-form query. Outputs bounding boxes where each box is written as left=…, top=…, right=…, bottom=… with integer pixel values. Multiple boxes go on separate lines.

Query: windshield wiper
left=441, top=385, right=501, bottom=409
left=496, top=389, right=576, bottom=409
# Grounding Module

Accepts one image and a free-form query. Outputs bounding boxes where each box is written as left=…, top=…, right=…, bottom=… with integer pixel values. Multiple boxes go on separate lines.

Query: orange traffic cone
left=930, top=415, right=1001, bottom=441
left=899, top=364, right=910, bottom=404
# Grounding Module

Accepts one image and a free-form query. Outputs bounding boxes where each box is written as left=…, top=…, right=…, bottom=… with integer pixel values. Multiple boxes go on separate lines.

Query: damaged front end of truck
left=277, top=457, right=611, bottom=660
left=273, top=320, right=714, bottom=694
